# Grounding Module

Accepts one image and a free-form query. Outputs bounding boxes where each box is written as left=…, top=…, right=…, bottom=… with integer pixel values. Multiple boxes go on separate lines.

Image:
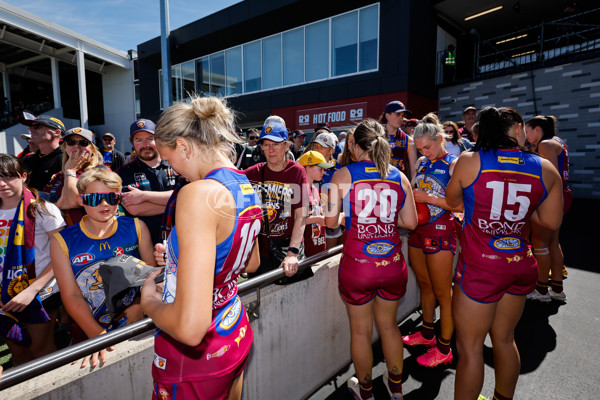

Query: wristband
left=288, top=246, right=300, bottom=255
left=64, top=173, right=77, bottom=178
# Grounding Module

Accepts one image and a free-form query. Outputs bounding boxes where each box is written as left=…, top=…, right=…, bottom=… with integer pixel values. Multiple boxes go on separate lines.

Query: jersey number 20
left=357, top=188, right=398, bottom=224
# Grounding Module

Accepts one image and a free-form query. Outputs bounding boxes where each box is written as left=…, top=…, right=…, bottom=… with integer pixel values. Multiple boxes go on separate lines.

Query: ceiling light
left=496, top=34, right=528, bottom=44
left=465, top=6, right=503, bottom=21
left=512, top=50, right=535, bottom=58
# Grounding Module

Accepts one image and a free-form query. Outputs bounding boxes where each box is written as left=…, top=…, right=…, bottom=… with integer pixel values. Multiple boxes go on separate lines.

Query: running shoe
left=548, top=288, right=567, bottom=302
left=382, top=370, right=404, bottom=400
left=477, top=395, right=490, bottom=400
left=562, top=265, right=568, bottom=277
left=416, top=347, right=453, bottom=367
left=526, top=289, right=551, bottom=303
left=347, top=377, right=374, bottom=400
left=402, top=331, right=437, bottom=347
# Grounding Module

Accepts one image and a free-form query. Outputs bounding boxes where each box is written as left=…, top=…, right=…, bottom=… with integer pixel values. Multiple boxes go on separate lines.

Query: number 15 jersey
left=460, top=149, right=547, bottom=273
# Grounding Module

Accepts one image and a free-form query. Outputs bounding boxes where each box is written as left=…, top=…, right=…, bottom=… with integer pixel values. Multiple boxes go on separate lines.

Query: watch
left=288, top=246, right=300, bottom=255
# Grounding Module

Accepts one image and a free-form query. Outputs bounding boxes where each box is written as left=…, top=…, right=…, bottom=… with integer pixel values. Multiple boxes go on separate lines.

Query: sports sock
left=437, top=337, right=451, bottom=355
left=388, top=371, right=402, bottom=394
left=493, top=389, right=512, bottom=400
left=359, top=380, right=373, bottom=399
left=535, top=281, right=549, bottom=295
left=421, top=320, right=435, bottom=340
left=550, top=280, right=563, bottom=293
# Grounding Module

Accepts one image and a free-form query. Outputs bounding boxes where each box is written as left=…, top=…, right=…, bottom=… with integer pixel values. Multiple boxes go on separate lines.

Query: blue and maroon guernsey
left=551, top=137, right=569, bottom=190
left=342, top=161, right=406, bottom=267
left=459, top=149, right=547, bottom=274
left=153, top=167, right=262, bottom=382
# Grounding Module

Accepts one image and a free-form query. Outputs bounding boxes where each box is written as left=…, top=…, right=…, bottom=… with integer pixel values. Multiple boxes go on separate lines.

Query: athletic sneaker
left=526, top=289, right=551, bottom=303
left=477, top=395, right=490, bottom=400
left=548, top=288, right=567, bottom=302
left=402, top=331, right=437, bottom=347
left=416, top=347, right=453, bottom=367
left=382, top=370, right=404, bottom=400
left=347, top=377, right=374, bottom=400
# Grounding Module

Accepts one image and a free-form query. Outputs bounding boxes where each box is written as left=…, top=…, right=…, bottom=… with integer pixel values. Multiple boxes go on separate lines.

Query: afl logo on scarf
left=215, top=296, right=242, bottom=336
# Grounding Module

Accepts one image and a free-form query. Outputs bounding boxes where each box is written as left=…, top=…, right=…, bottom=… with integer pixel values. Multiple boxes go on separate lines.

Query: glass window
left=158, top=70, right=163, bottom=109
left=262, top=35, right=282, bottom=90
left=359, top=5, right=378, bottom=71
left=210, top=52, right=225, bottom=96
left=195, top=57, right=210, bottom=95
left=171, top=64, right=182, bottom=102
left=244, top=41, right=261, bottom=93
left=181, top=61, right=195, bottom=99
left=305, top=21, right=329, bottom=81
left=283, top=28, right=304, bottom=86
left=332, top=11, right=358, bottom=76
left=225, top=47, right=243, bottom=96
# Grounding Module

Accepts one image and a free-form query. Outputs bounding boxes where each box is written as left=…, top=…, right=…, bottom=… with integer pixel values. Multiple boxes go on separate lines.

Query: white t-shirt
left=0, top=202, right=66, bottom=290
left=445, top=141, right=462, bottom=157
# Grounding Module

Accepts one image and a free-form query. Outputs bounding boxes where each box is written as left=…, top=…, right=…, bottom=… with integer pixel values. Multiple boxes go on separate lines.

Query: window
left=244, top=41, right=261, bottom=92
left=210, top=52, right=225, bottom=96
left=332, top=11, right=358, bottom=76
left=171, top=64, right=182, bottom=102
left=283, top=28, right=304, bottom=85
left=195, top=57, right=210, bottom=95
left=306, top=21, right=329, bottom=81
left=262, top=35, right=282, bottom=90
left=359, top=5, right=378, bottom=71
left=226, top=47, right=243, bottom=95
left=181, top=61, right=195, bottom=99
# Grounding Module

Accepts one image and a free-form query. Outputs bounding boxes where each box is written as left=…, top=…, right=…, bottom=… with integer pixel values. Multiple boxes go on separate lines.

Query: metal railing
left=0, top=245, right=343, bottom=390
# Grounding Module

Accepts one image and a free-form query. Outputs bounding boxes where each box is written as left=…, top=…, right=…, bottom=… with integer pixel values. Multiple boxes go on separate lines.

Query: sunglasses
left=103, top=137, right=114, bottom=141
left=80, top=192, right=122, bottom=207
left=65, top=138, right=91, bottom=147
left=30, top=123, right=45, bottom=130
left=248, top=136, right=259, bottom=140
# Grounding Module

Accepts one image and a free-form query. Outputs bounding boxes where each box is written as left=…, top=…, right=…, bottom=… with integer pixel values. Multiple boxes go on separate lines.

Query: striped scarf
left=160, top=177, right=188, bottom=240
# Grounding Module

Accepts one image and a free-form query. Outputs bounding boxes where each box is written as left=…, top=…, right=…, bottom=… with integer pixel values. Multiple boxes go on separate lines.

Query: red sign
left=296, top=102, right=368, bottom=130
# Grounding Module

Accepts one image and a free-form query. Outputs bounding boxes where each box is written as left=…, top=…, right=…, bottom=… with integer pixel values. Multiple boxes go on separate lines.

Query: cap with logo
left=130, top=119, right=156, bottom=138
left=103, top=133, right=116, bottom=140
left=297, top=150, right=334, bottom=169
left=20, top=114, right=66, bottom=134
left=384, top=101, right=411, bottom=115
left=292, top=130, right=306, bottom=139
left=259, top=122, right=288, bottom=143
left=314, top=132, right=338, bottom=148
left=64, top=127, right=95, bottom=143
left=315, top=122, right=332, bottom=133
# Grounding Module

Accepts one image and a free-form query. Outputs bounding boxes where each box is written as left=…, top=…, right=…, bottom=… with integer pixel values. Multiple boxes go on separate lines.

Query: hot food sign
left=296, top=102, right=368, bottom=129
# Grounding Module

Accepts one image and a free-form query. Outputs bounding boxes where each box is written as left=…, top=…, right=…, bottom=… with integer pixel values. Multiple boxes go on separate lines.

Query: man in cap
left=101, top=133, right=126, bottom=171
left=118, top=119, right=178, bottom=244
left=20, top=114, right=66, bottom=191
left=380, top=100, right=417, bottom=180
left=17, top=133, right=38, bottom=159
left=290, top=130, right=307, bottom=160
left=459, top=106, right=478, bottom=142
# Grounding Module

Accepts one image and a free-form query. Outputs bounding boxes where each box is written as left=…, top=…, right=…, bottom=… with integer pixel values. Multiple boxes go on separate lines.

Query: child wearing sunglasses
left=43, top=128, right=104, bottom=226
left=0, top=154, right=66, bottom=367
left=50, top=168, right=156, bottom=368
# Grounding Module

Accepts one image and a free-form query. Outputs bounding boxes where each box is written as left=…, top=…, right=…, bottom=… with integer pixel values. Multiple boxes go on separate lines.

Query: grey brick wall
left=438, top=58, right=600, bottom=200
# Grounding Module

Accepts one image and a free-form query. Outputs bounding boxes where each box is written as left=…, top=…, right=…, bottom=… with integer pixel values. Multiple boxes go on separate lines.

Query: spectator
left=118, top=119, right=178, bottom=245
left=124, top=152, right=132, bottom=164
left=100, top=133, right=126, bottom=172
left=17, top=133, right=38, bottom=159
left=235, top=128, right=262, bottom=170
left=0, top=155, right=66, bottom=366
left=297, top=151, right=333, bottom=257
left=338, top=128, right=357, bottom=166
left=442, top=44, right=456, bottom=83
left=50, top=168, right=155, bottom=367
left=43, top=128, right=103, bottom=226
left=290, top=130, right=307, bottom=160
left=471, top=121, right=480, bottom=143
left=405, top=119, right=418, bottom=137
left=459, top=106, right=478, bottom=142
left=244, top=122, right=310, bottom=279
left=141, top=96, right=261, bottom=400
left=443, top=121, right=474, bottom=156
left=380, top=101, right=417, bottom=180
left=337, top=131, right=347, bottom=154
left=20, top=114, right=66, bottom=191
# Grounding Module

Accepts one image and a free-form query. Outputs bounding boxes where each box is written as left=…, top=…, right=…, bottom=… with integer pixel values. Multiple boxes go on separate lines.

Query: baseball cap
left=21, top=114, right=66, bottom=134
left=292, top=130, right=306, bottom=139
left=63, top=127, right=95, bottom=143
left=406, top=119, right=419, bottom=128
left=130, top=119, right=156, bottom=138
left=20, top=133, right=31, bottom=141
left=98, top=254, right=163, bottom=317
left=315, top=122, right=332, bottom=133
left=259, top=122, right=288, bottom=143
left=463, top=106, right=478, bottom=114
left=297, top=150, right=334, bottom=169
left=384, top=101, right=411, bottom=115
left=314, top=132, right=338, bottom=148
left=103, top=132, right=116, bottom=140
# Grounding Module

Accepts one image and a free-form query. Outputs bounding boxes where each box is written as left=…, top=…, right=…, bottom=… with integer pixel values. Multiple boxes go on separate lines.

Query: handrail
left=0, top=245, right=343, bottom=390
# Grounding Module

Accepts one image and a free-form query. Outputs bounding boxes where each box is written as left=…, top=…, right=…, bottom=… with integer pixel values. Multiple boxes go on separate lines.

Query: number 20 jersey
left=459, top=149, right=547, bottom=273
left=153, top=167, right=262, bottom=382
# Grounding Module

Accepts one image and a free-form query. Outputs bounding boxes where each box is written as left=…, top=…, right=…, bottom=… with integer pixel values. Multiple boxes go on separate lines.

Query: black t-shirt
left=118, top=158, right=177, bottom=244
left=102, top=149, right=126, bottom=172
left=22, top=147, right=63, bottom=191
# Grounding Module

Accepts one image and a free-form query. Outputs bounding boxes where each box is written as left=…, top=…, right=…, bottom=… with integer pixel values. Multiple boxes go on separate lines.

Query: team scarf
left=0, top=188, right=50, bottom=345
left=160, top=177, right=188, bottom=240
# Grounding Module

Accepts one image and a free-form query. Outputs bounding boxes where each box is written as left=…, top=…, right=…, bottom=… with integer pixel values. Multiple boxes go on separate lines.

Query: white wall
left=101, top=64, right=136, bottom=153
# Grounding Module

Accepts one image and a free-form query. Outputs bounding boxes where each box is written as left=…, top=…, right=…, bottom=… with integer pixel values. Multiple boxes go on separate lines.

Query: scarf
left=160, top=177, right=188, bottom=240
left=0, top=188, right=50, bottom=345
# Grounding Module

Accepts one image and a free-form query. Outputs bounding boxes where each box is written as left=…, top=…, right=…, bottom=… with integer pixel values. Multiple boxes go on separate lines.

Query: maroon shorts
left=408, top=221, right=456, bottom=254
left=453, top=261, right=537, bottom=303
left=152, top=355, right=248, bottom=400
left=338, top=254, right=408, bottom=306
left=563, top=188, right=573, bottom=215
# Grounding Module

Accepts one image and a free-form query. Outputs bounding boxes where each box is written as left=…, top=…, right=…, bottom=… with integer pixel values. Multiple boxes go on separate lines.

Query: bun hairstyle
left=413, top=112, right=445, bottom=147
left=155, top=96, right=242, bottom=160
left=353, top=119, right=391, bottom=178
left=475, top=106, right=524, bottom=151
left=525, top=115, right=557, bottom=141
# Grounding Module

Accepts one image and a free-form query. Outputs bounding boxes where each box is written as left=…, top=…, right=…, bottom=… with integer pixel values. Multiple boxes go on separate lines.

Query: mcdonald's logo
left=99, top=242, right=111, bottom=251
